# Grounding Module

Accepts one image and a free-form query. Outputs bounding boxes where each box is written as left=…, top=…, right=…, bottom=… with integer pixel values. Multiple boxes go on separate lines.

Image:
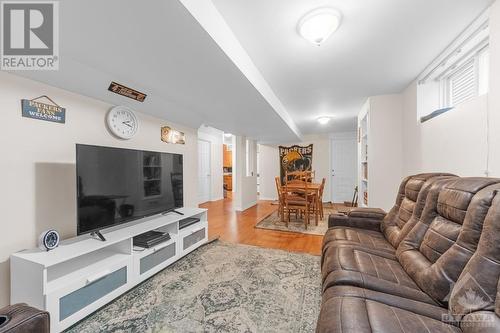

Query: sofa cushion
left=448, top=187, right=500, bottom=319
left=322, top=174, right=455, bottom=257
left=317, top=287, right=460, bottom=333
left=397, top=178, right=500, bottom=304
left=381, top=173, right=456, bottom=248
left=322, top=245, right=437, bottom=305
left=322, top=227, right=394, bottom=254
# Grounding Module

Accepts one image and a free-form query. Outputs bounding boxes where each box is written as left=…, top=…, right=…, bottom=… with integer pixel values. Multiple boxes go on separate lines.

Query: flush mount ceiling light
left=298, top=8, right=342, bottom=46
left=317, top=116, right=332, bottom=125
left=224, top=133, right=232, bottom=138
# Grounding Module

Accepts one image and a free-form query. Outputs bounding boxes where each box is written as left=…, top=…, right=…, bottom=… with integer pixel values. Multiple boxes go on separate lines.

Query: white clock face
left=107, top=106, right=138, bottom=139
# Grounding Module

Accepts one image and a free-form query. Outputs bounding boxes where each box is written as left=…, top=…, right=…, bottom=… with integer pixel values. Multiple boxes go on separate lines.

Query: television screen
left=76, top=144, right=183, bottom=235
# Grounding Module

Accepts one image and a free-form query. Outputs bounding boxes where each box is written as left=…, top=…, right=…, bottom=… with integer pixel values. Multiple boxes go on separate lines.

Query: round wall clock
left=106, top=106, right=139, bottom=139
left=38, top=230, right=60, bottom=251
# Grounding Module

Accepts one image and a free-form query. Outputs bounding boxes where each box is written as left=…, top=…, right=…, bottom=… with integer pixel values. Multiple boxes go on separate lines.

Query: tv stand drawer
left=139, top=242, right=177, bottom=275
left=180, top=223, right=207, bottom=255
left=59, top=265, right=127, bottom=321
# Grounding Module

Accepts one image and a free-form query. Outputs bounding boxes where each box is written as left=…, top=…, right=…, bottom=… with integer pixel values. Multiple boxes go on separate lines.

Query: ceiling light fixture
left=298, top=8, right=342, bottom=46
left=317, top=116, right=332, bottom=125
left=224, top=133, right=232, bottom=138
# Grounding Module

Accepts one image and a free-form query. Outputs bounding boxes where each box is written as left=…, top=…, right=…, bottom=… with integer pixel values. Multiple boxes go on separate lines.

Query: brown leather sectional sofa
left=318, top=173, right=500, bottom=333
left=0, top=303, right=49, bottom=333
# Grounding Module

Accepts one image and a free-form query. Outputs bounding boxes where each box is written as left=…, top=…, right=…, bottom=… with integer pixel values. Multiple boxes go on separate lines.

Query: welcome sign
left=21, top=96, right=65, bottom=124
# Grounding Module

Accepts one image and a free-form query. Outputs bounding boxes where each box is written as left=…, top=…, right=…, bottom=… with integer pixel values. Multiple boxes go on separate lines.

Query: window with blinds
left=442, top=45, right=489, bottom=109
left=417, top=10, right=490, bottom=122
left=447, top=58, right=477, bottom=107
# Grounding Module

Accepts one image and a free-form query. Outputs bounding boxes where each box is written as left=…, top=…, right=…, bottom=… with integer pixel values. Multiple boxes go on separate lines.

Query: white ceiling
left=13, top=0, right=494, bottom=142
left=212, top=0, right=494, bottom=134
left=14, top=0, right=301, bottom=143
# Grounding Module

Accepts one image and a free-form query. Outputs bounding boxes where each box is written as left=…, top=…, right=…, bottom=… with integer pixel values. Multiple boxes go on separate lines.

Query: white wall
left=402, top=82, right=489, bottom=176
left=401, top=81, right=423, bottom=175
left=489, top=0, right=500, bottom=177
left=369, top=95, right=404, bottom=210
left=400, top=0, right=500, bottom=177
left=233, top=136, right=257, bottom=210
left=258, top=144, right=280, bottom=200
left=257, top=134, right=333, bottom=202
left=197, top=126, right=224, bottom=201
left=0, top=72, right=198, bottom=307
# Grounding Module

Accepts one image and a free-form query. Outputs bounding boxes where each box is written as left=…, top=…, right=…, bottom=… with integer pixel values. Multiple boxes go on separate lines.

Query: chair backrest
left=285, top=170, right=302, bottom=182
left=304, top=170, right=315, bottom=182
left=381, top=173, right=456, bottom=248
left=275, top=176, right=283, bottom=202
left=396, top=177, right=500, bottom=304
left=283, top=178, right=309, bottom=205
left=319, top=178, right=326, bottom=200
left=286, top=170, right=314, bottom=183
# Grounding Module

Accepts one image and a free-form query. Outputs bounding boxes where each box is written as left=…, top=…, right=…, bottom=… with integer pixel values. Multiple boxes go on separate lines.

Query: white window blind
left=448, top=58, right=476, bottom=107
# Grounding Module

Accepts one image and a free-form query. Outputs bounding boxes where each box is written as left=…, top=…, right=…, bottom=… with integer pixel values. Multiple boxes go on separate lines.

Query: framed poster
left=278, top=144, right=313, bottom=184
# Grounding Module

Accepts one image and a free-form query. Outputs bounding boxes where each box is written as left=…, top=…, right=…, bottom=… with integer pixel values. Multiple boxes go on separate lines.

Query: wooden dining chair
left=318, top=178, right=326, bottom=219
left=283, top=179, right=310, bottom=230
left=285, top=171, right=303, bottom=184
left=286, top=170, right=314, bottom=183
left=275, top=176, right=285, bottom=221
left=303, top=170, right=315, bottom=182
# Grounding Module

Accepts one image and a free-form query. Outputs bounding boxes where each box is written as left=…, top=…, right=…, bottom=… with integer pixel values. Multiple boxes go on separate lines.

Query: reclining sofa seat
left=322, top=173, right=455, bottom=259
left=321, top=177, right=500, bottom=306
left=316, top=181, right=500, bottom=333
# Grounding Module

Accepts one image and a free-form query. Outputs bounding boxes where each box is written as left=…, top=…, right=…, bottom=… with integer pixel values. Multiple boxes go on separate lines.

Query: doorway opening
left=223, top=133, right=234, bottom=200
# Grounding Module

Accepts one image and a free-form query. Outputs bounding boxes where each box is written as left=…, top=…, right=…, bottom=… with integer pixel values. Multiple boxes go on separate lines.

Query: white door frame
left=198, top=139, right=211, bottom=204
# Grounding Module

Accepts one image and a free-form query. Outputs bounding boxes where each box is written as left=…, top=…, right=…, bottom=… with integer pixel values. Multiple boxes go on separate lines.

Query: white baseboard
left=258, top=196, right=277, bottom=201
left=235, top=200, right=257, bottom=212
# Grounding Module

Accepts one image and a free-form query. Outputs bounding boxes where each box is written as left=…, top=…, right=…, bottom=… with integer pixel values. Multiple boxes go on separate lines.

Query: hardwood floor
left=200, top=196, right=324, bottom=255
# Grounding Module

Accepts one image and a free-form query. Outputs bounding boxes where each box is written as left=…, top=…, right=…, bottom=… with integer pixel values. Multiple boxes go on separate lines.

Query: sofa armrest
left=0, top=303, right=50, bottom=333
left=347, top=207, right=386, bottom=219
left=328, top=208, right=386, bottom=231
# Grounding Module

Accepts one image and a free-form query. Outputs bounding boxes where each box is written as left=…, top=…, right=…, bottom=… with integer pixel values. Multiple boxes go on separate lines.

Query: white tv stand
left=10, top=207, right=208, bottom=332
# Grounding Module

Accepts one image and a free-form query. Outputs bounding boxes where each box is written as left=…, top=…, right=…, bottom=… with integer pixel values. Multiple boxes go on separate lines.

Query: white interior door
left=331, top=138, right=357, bottom=203
left=198, top=140, right=211, bottom=204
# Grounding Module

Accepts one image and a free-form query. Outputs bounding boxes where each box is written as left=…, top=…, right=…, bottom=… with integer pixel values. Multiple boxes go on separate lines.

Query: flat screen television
left=76, top=144, right=183, bottom=235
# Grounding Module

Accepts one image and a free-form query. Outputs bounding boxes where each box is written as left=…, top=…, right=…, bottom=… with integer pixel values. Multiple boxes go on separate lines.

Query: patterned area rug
left=255, top=205, right=341, bottom=236
left=65, top=241, right=321, bottom=333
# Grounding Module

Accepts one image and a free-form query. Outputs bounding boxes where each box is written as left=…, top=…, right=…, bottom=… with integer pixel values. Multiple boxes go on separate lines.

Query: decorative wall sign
left=279, top=144, right=313, bottom=183
left=108, top=81, right=147, bottom=102
left=161, top=126, right=185, bottom=144
left=21, top=95, right=66, bottom=124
